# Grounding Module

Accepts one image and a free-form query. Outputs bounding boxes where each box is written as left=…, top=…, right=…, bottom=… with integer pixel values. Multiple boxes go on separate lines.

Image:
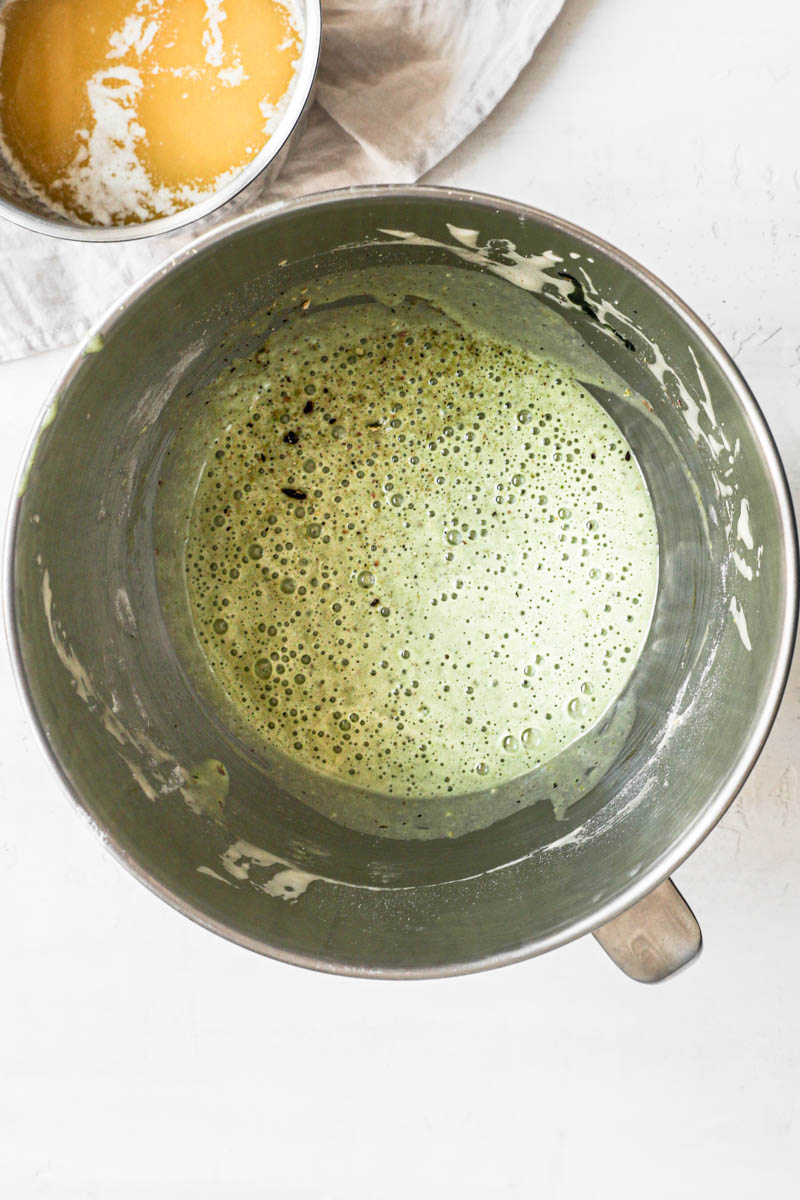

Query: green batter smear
left=176, top=293, right=658, bottom=802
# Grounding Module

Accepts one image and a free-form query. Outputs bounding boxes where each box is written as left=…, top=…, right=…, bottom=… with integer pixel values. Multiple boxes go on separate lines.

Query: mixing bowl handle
left=592, top=878, right=702, bottom=983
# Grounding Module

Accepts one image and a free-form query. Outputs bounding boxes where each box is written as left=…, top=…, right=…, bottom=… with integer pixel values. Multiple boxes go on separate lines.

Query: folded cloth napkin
left=0, top=0, right=563, bottom=362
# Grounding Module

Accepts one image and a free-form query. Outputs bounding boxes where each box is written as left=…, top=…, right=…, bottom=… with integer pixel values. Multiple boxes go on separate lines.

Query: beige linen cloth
left=0, top=0, right=563, bottom=361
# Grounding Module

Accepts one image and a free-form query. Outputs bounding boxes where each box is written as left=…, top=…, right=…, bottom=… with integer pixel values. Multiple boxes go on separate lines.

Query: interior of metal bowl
left=8, top=188, right=797, bottom=975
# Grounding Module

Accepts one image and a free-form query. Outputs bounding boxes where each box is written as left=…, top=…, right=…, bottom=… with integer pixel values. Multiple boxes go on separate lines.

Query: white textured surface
left=1, top=0, right=798, bottom=1194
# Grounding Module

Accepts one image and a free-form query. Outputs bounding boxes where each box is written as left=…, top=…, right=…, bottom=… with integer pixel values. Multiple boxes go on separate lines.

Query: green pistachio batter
left=173, top=292, right=658, bottom=801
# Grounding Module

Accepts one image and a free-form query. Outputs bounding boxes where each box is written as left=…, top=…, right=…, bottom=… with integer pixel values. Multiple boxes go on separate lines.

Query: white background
left=2, top=0, right=799, bottom=1194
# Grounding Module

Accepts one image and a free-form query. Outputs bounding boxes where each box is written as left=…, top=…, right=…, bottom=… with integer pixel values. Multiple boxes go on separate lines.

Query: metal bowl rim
left=4, top=182, right=798, bottom=978
left=0, top=0, right=322, bottom=243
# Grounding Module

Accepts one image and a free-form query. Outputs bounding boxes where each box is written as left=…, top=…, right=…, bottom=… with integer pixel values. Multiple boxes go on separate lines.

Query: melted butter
left=0, top=0, right=302, bottom=224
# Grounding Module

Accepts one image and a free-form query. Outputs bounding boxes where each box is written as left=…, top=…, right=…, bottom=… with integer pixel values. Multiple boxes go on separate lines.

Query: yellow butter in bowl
left=0, top=0, right=304, bottom=225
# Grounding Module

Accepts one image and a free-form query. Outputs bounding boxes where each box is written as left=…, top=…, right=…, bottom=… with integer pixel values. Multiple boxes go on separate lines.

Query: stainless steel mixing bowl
left=0, top=0, right=321, bottom=241
left=6, top=187, right=797, bottom=980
